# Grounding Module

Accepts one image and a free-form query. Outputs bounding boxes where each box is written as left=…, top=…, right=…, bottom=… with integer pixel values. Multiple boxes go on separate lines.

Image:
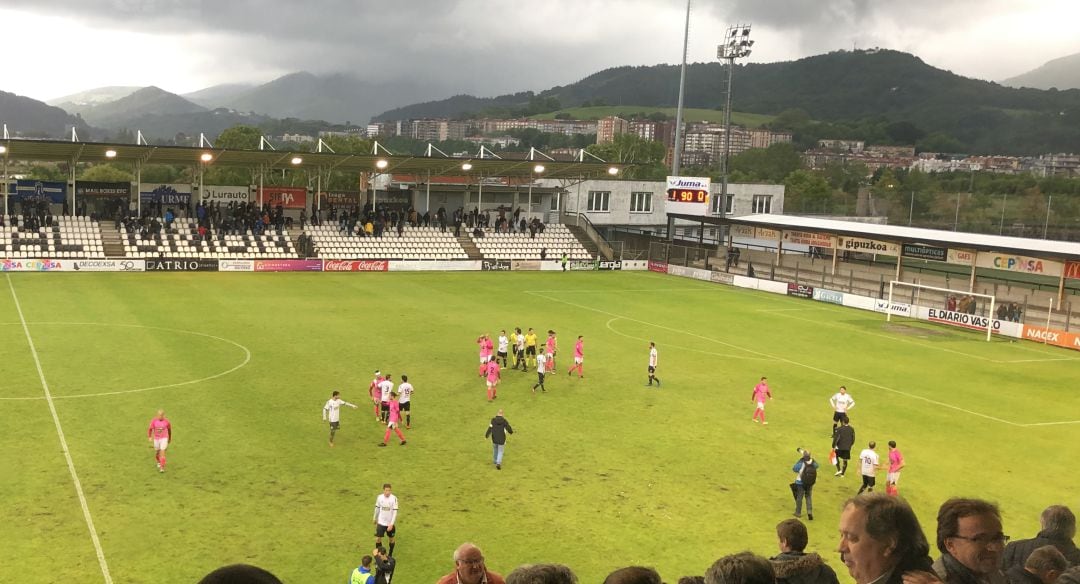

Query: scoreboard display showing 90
left=664, top=176, right=712, bottom=216
left=666, top=188, right=708, bottom=204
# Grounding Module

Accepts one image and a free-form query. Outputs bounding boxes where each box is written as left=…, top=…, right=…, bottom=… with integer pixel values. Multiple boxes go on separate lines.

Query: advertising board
left=219, top=260, right=254, bottom=272
left=481, top=259, right=511, bottom=271
left=511, top=260, right=541, bottom=271
left=202, top=185, right=251, bottom=204
left=648, top=261, right=669, bottom=273
left=145, top=258, right=219, bottom=271
left=975, top=253, right=1063, bottom=277
left=786, top=282, right=815, bottom=299
left=322, top=260, right=388, bottom=272
left=72, top=259, right=145, bottom=272
left=783, top=230, right=835, bottom=248
left=836, top=236, right=899, bottom=255
left=258, top=186, right=308, bottom=209
left=812, top=288, right=844, bottom=305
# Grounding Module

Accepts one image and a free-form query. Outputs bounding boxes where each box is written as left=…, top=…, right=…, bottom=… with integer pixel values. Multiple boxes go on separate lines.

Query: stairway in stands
left=565, top=224, right=603, bottom=260
left=457, top=235, right=483, bottom=261
left=100, top=228, right=125, bottom=258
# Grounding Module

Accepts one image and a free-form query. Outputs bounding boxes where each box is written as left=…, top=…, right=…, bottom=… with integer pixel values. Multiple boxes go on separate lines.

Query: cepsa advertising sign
left=975, top=253, right=1063, bottom=277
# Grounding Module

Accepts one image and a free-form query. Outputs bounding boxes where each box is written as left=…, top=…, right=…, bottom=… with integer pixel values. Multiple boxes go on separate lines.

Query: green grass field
left=3, top=271, right=1078, bottom=584
left=534, top=106, right=776, bottom=128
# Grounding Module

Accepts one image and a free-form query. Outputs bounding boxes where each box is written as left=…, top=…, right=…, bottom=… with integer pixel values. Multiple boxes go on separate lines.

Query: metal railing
left=560, top=211, right=614, bottom=260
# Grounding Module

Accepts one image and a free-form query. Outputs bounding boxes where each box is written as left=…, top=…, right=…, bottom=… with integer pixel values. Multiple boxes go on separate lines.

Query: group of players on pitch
left=321, top=371, right=415, bottom=448
left=476, top=328, right=585, bottom=399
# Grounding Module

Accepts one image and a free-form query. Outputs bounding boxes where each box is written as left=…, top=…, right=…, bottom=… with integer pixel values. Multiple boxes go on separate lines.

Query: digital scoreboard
left=665, top=176, right=711, bottom=216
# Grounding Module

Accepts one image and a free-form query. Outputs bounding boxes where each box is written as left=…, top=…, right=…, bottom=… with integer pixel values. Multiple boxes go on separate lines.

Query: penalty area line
left=6, top=275, right=113, bottom=584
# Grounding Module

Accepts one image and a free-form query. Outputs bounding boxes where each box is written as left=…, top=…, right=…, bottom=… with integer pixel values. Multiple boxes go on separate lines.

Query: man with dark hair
left=832, top=418, right=855, bottom=477
left=506, top=564, right=578, bottom=584
left=837, top=494, right=934, bottom=584
left=1006, top=546, right=1068, bottom=584
left=932, top=498, right=1009, bottom=584
left=373, top=546, right=396, bottom=584
left=350, top=556, right=375, bottom=584
left=1003, top=506, right=1080, bottom=570
left=771, top=518, right=840, bottom=584
left=603, top=566, right=662, bottom=584
left=705, top=552, right=775, bottom=584
left=199, top=564, right=284, bottom=584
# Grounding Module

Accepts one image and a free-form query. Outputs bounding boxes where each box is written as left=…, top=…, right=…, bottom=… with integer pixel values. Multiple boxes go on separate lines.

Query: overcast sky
left=4, top=0, right=1079, bottom=102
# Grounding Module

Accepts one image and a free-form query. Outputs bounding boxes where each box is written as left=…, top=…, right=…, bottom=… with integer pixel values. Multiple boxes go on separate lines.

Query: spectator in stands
left=932, top=498, right=1008, bottom=584
left=705, top=552, right=775, bottom=584
left=506, top=564, right=578, bottom=584
left=529, top=221, right=537, bottom=239
left=1003, top=506, right=1080, bottom=570
left=604, top=566, right=662, bottom=584
left=519, top=217, right=527, bottom=233
left=164, top=208, right=175, bottom=229
left=1006, top=546, right=1068, bottom=584
left=198, top=564, right=283, bottom=584
left=437, top=542, right=505, bottom=584
left=947, top=296, right=958, bottom=312
left=473, top=226, right=485, bottom=238
left=837, top=493, right=934, bottom=584
left=397, top=217, right=405, bottom=237
left=771, top=518, right=840, bottom=584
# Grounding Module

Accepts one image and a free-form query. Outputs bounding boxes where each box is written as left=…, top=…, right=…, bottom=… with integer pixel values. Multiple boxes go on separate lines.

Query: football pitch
left=2, top=270, right=1078, bottom=584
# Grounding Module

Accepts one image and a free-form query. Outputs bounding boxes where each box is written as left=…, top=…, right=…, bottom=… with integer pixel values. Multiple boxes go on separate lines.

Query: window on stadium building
left=630, top=191, right=652, bottom=213
left=587, top=190, right=610, bottom=212
left=752, top=195, right=772, bottom=214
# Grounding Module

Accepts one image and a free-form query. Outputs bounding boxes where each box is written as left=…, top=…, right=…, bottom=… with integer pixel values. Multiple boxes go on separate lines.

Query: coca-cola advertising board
left=322, top=260, right=389, bottom=272
left=253, top=259, right=323, bottom=272
left=258, top=186, right=308, bottom=209
left=648, top=261, right=669, bottom=273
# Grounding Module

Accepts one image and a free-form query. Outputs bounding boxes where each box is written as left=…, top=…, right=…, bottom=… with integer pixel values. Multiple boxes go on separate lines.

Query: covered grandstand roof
left=669, top=212, right=1080, bottom=260
left=0, top=139, right=625, bottom=180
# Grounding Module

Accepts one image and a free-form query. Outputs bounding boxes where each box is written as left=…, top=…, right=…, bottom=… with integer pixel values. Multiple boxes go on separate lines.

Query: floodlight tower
left=717, top=24, right=753, bottom=227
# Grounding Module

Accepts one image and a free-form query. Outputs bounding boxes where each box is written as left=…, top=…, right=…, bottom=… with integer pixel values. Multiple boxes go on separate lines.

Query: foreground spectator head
left=1057, top=567, right=1080, bottom=584
left=678, top=578, right=706, bottom=584
left=776, top=518, right=809, bottom=553
left=704, top=552, right=775, bottom=584
left=1024, top=545, right=1068, bottom=584
left=445, top=542, right=502, bottom=584
left=838, top=494, right=932, bottom=584
left=936, top=498, right=1006, bottom=577
left=506, top=563, right=578, bottom=584
left=603, top=566, right=662, bottom=584
left=1040, top=506, right=1077, bottom=540
left=198, top=564, right=283, bottom=584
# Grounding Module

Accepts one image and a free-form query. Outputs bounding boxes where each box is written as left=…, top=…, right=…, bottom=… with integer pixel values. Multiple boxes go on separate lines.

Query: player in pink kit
left=147, top=409, right=173, bottom=473
left=751, top=377, right=773, bottom=425
left=485, top=357, right=501, bottom=401
left=369, top=370, right=385, bottom=422
left=545, top=330, right=558, bottom=370
left=567, top=335, right=584, bottom=378
left=477, top=335, right=493, bottom=377
left=379, top=393, right=407, bottom=447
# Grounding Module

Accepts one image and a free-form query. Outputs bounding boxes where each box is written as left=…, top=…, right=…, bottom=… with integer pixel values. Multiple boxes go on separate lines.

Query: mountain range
left=1002, top=51, right=1080, bottom=90
left=4, top=49, right=1080, bottom=155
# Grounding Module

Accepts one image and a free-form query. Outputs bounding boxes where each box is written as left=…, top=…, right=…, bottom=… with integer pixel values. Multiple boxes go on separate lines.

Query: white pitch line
left=526, top=289, right=1028, bottom=427
left=0, top=323, right=252, bottom=401
left=6, top=276, right=113, bottom=584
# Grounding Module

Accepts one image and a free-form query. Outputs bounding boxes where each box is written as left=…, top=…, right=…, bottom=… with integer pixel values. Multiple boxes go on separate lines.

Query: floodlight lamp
left=533, top=164, right=545, bottom=174
left=200, top=152, right=213, bottom=162
left=608, top=166, right=619, bottom=175
left=291, top=156, right=303, bottom=165
left=461, top=162, right=473, bottom=171
left=105, top=149, right=117, bottom=158
left=375, top=159, right=389, bottom=170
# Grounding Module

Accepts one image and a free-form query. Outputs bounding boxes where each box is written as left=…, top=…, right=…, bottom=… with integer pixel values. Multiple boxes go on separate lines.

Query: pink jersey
left=546, top=337, right=556, bottom=353
left=148, top=418, right=171, bottom=440
left=479, top=338, right=492, bottom=358
left=486, top=361, right=501, bottom=382
left=369, top=376, right=384, bottom=400
left=574, top=340, right=584, bottom=359
left=753, top=382, right=770, bottom=403
left=889, top=449, right=904, bottom=472
left=387, top=400, right=402, bottom=424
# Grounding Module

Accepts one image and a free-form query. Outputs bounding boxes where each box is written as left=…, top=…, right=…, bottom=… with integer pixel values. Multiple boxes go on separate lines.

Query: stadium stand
left=123, top=220, right=297, bottom=258
left=306, top=225, right=468, bottom=260
left=470, top=224, right=592, bottom=260
left=3, top=216, right=105, bottom=258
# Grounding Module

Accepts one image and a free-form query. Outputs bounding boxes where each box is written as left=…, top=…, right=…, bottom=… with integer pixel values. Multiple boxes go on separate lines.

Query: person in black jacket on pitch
left=485, top=409, right=514, bottom=470
left=373, top=546, right=396, bottom=584
left=832, top=418, right=856, bottom=477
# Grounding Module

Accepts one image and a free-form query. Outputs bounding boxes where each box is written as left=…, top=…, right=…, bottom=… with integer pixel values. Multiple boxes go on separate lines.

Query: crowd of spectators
left=196, top=499, right=1080, bottom=584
